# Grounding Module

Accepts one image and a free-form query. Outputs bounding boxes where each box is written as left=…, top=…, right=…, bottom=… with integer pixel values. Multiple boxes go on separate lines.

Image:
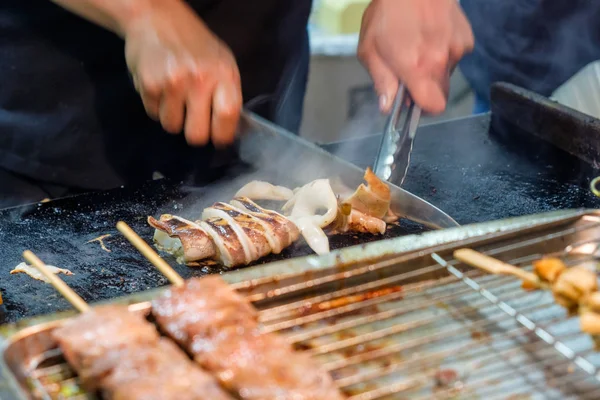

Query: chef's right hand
left=358, top=0, right=474, bottom=114
left=124, top=0, right=242, bottom=147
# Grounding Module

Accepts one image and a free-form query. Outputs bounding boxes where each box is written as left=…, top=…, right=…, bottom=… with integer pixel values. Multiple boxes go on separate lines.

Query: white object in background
left=551, top=60, right=600, bottom=120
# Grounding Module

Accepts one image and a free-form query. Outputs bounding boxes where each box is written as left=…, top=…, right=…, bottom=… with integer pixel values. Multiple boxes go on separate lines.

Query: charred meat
left=52, top=305, right=231, bottom=399
left=152, top=276, right=345, bottom=400
left=102, top=338, right=231, bottom=400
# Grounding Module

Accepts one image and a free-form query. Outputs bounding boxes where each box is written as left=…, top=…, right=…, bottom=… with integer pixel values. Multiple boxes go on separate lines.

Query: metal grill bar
left=18, top=215, right=600, bottom=399
left=431, top=252, right=600, bottom=379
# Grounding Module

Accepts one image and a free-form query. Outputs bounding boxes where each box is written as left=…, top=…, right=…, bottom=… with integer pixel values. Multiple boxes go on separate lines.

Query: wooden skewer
left=116, top=221, right=184, bottom=287
left=453, top=248, right=543, bottom=287
left=22, top=250, right=90, bottom=313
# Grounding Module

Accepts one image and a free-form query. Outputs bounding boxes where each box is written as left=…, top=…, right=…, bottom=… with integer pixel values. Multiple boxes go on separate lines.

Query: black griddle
left=0, top=167, right=429, bottom=325
left=324, top=83, right=600, bottom=224
left=2, top=83, right=600, bottom=324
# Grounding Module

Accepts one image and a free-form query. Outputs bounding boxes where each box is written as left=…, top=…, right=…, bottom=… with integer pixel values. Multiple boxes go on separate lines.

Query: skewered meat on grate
left=152, top=276, right=345, bottom=400
left=102, top=338, right=232, bottom=400
left=52, top=305, right=232, bottom=399
left=552, top=266, right=598, bottom=312
left=52, top=305, right=160, bottom=390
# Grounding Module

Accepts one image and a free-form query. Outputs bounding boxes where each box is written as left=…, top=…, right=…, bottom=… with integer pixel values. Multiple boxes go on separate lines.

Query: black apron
left=0, top=0, right=312, bottom=193
left=460, top=0, right=600, bottom=107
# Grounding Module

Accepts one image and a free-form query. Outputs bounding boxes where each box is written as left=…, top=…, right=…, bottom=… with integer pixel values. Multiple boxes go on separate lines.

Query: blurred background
left=302, top=0, right=475, bottom=144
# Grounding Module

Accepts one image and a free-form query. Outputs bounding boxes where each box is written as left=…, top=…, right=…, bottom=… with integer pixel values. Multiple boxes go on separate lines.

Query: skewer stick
left=453, top=248, right=544, bottom=288
left=116, top=221, right=184, bottom=287
left=22, top=250, right=90, bottom=313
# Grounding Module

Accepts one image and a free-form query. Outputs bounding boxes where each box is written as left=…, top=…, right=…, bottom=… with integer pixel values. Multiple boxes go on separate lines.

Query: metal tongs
left=373, top=84, right=422, bottom=186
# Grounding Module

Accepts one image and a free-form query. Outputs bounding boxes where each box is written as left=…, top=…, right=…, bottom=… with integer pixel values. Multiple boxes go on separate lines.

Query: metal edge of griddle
left=0, top=208, right=592, bottom=400
left=237, top=112, right=459, bottom=229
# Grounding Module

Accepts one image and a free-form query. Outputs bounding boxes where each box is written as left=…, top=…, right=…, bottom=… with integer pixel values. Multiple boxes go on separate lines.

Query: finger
left=184, top=84, right=213, bottom=147
left=140, top=90, right=160, bottom=121
left=138, top=73, right=162, bottom=121
left=405, top=76, right=447, bottom=115
left=210, top=79, right=242, bottom=148
left=359, top=49, right=398, bottom=114
left=159, top=80, right=186, bottom=134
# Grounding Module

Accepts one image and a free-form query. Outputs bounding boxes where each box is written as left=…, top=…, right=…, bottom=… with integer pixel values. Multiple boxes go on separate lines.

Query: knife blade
left=373, top=84, right=422, bottom=186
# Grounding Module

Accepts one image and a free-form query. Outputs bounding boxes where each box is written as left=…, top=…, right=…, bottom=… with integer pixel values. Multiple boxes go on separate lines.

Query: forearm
left=51, top=0, right=163, bottom=37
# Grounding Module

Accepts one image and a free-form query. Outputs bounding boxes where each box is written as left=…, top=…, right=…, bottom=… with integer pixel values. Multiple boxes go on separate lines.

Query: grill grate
left=21, top=217, right=600, bottom=399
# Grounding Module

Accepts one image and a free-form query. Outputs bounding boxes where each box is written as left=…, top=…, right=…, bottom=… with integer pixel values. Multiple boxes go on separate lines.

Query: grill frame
left=2, top=209, right=600, bottom=399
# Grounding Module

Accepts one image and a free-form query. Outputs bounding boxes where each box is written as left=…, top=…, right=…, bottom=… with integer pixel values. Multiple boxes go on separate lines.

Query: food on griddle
left=149, top=168, right=392, bottom=266
left=11, top=262, right=73, bottom=282
left=235, top=180, right=294, bottom=201
left=102, top=338, right=232, bottom=400
left=149, top=197, right=299, bottom=267
left=152, top=276, right=345, bottom=400
left=344, top=167, right=391, bottom=220
left=552, top=266, right=598, bottom=312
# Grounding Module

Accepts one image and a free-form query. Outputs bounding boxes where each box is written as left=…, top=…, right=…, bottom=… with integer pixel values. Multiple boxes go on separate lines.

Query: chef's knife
left=373, top=84, right=422, bottom=186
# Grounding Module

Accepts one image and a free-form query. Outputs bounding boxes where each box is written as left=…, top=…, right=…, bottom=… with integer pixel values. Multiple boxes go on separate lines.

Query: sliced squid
left=284, top=179, right=338, bottom=228
left=235, top=181, right=294, bottom=201
left=202, top=208, right=254, bottom=264
left=231, top=197, right=300, bottom=249
left=293, top=216, right=330, bottom=255
left=203, top=202, right=273, bottom=262
left=198, top=218, right=246, bottom=268
left=282, top=179, right=339, bottom=254
left=344, top=168, right=391, bottom=219
left=148, top=215, right=216, bottom=263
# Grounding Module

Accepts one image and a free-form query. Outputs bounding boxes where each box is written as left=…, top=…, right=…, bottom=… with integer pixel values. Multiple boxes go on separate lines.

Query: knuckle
left=357, top=45, right=370, bottom=62
left=218, top=105, right=240, bottom=120
left=140, top=76, right=161, bottom=97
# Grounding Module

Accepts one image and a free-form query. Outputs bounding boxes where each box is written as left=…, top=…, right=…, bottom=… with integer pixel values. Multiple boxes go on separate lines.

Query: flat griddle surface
left=0, top=178, right=429, bottom=324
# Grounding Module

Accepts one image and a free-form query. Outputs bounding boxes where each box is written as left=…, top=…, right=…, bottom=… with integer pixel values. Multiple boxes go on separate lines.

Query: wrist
left=119, top=0, right=186, bottom=38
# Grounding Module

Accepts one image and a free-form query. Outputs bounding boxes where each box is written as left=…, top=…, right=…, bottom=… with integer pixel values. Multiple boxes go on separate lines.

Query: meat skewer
left=454, top=248, right=600, bottom=346
left=118, top=221, right=346, bottom=400
left=22, top=250, right=232, bottom=400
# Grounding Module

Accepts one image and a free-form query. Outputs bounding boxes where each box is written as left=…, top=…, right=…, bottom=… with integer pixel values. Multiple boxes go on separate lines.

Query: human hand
left=358, top=0, right=474, bottom=114
left=124, top=0, right=242, bottom=147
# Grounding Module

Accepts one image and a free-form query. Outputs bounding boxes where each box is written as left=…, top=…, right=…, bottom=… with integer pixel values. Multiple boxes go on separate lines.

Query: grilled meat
left=53, top=305, right=232, bottom=399
left=52, top=305, right=161, bottom=390
left=103, top=338, right=232, bottom=400
left=152, top=276, right=345, bottom=400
